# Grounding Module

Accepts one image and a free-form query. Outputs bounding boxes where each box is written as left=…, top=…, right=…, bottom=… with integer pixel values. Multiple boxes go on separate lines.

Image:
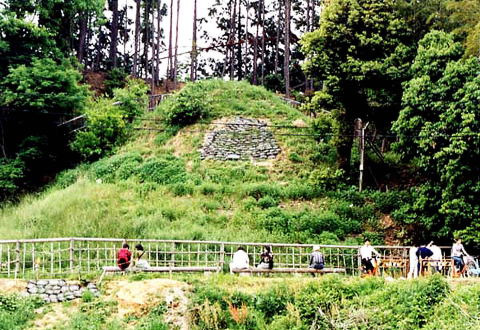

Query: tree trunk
left=156, top=0, right=162, bottom=84
left=190, top=0, right=198, bottom=82
left=284, top=0, right=291, bottom=97
left=77, top=12, right=87, bottom=64
left=151, top=2, right=156, bottom=92
left=144, top=0, right=151, bottom=79
left=230, top=0, right=238, bottom=80
left=86, top=13, right=92, bottom=69
left=167, top=0, right=174, bottom=85
left=245, top=0, right=250, bottom=77
left=305, top=0, right=311, bottom=92
left=133, top=0, right=141, bottom=77
left=173, top=0, right=181, bottom=88
left=261, top=0, right=265, bottom=85
left=236, top=0, right=243, bottom=79
left=109, top=0, right=119, bottom=69
left=274, top=0, right=282, bottom=75
left=253, top=1, right=259, bottom=85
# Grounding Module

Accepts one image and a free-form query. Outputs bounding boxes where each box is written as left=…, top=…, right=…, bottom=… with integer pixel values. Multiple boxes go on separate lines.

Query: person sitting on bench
left=256, top=246, right=274, bottom=269
left=309, top=245, right=324, bottom=270
left=416, top=242, right=434, bottom=274
left=117, top=243, right=132, bottom=271
left=230, top=247, right=250, bottom=273
left=134, top=244, right=150, bottom=269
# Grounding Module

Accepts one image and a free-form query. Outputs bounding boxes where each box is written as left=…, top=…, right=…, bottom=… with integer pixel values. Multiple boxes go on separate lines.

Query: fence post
left=170, top=242, right=176, bottom=269
left=14, top=241, right=20, bottom=279
left=219, top=243, right=225, bottom=273
left=69, top=239, right=74, bottom=273
left=357, top=248, right=362, bottom=276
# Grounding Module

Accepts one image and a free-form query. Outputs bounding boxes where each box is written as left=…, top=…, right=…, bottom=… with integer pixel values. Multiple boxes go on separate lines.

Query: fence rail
left=0, top=238, right=451, bottom=279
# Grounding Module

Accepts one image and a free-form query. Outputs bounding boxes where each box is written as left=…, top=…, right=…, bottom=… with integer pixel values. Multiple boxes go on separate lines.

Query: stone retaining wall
left=200, top=117, right=281, bottom=161
left=26, top=279, right=100, bottom=303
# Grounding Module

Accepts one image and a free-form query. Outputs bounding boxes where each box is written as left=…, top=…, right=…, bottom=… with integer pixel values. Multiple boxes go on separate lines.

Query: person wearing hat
left=309, top=245, right=324, bottom=271
left=360, top=239, right=381, bottom=275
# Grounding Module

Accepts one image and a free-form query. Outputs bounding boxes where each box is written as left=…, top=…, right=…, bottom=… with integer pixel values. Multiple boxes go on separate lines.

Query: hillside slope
left=0, top=80, right=380, bottom=244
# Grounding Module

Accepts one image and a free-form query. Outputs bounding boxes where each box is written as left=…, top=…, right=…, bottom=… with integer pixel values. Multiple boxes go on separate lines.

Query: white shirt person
left=229, top=247, right=250, bottom=273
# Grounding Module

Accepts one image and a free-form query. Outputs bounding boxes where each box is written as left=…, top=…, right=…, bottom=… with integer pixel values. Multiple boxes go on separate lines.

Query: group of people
left=116, top=242, right=150, bottom=271
left=116, top=238, right=475, bottom=277
left=358, top=238, right=473, bottom=277
left=228, top=245, right=325, bottom=273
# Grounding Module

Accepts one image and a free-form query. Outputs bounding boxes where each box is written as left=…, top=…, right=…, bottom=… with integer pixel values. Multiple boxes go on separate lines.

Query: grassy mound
left=0, top=80, right=376, bottom=243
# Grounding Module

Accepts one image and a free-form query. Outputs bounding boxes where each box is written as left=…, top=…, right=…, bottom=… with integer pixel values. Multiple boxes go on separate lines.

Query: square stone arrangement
left=200, top=117, right=281, bottom=161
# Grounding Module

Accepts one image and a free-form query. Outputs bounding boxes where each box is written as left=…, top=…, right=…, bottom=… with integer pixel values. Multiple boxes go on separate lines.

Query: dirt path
left=103, top=278, right=191, bottom=329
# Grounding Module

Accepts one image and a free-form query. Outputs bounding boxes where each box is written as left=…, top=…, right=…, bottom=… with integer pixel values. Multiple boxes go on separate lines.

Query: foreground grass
left=2, top=275, right=480, bottom=329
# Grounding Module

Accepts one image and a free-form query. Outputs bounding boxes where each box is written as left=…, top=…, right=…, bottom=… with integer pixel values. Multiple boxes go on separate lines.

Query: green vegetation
left=0, top=80, right=382, bottom=243
left=0, top=294, right=43, bottom=330
left=187, top=275, right=478, bottom=329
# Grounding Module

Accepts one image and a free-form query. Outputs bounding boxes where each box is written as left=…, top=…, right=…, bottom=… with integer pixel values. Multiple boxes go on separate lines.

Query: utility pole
left=357, top=120, right=369, bottom=192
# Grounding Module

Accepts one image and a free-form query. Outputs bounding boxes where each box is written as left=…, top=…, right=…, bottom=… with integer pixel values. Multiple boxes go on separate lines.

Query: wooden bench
left=99, top=266, right=220, bottom=283
left=231, top=267, right=346, bottom=275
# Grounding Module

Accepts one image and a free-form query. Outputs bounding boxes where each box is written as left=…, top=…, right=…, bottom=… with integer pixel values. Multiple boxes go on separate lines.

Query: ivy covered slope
left=0, top=80, right=393, bottom=243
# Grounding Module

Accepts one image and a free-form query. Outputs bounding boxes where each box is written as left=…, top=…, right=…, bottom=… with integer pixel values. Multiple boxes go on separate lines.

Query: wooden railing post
left=69, top=239, right=74, bottom=272
left=219, top=243, right=225, bottom=273
left=170, top=242, right=176, bottom=268
left=14, top=241, right=20, bottom=279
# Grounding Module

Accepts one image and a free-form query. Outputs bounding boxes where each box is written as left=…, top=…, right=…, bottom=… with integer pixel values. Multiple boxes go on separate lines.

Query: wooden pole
left=359, top=122, right=369, bottom=192
left=69, top=239, right=74, bottom=273
left=14, top=241, right=20, bottom=279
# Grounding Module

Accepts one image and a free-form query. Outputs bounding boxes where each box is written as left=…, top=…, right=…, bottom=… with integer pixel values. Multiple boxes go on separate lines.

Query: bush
left=170, top=182, right=194, bottom=196
left=255, top=285, right=293, bottom=321
left=257, top=196, right=278, bottom=209
left=0, top=58, right=88, bottom=114
left=113, top=77, right=148, bottom=122
left=104, top=68, right=127, bottom=96
left=71, top=98, right=127, bottom=160
left=0, top=294, right=43, bottom=330
left=288, top=152, right=303, bottom=163
left=283, top=183, right=320, bottom=200
left=244, top=183, right=283, bottom=200
left=198, top=183, right=218, bottom=195
left=138, top=155, right=187, bottom=185
left=89, top=152, right=143, bottom=183
left=0, top=158, right=24, bottom=199
left=55, top=168, right=81, bottom=188
left=163, top=83, right=211, bottom=126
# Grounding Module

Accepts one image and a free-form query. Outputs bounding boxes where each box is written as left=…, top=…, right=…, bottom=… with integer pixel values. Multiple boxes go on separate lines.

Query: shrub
left=170, top=182, right=194, bottom=196
left=89, top=152, right=143, bottom=183
left=163, top=83, right=211, bottom=126
left=283, top=183, right=320, bottom=200
left=113, top=77, right=148, bottom=122
left=199, top=183, right=218, bottom=195
left=244, top=183, right=283, bottom=200
left=55, top=168, right=81, bottom=188
left=104, top=68, right=127, bottom=96
left=369, top=190, right=411, bottom=214
left=0, top=294, right=43, bottom=330
left=288, top=152, right=303, bottom=163
left=309, top=167, right=344, bottom=191
left=137, top=155, right=187, bottom=185
left=257, top=196, right=278, bottom=209
left=0, top=158, right=24, bottom=199
left=71, top=98, right=127, bottom=160
left=255, top=285, right=293, bottom=321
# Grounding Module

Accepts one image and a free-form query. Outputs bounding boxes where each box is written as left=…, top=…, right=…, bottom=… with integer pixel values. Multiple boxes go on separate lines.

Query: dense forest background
left=0, top=0, right=479, bottom=246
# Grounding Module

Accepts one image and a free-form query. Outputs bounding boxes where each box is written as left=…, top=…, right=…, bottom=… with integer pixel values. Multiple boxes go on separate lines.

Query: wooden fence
left=148, top=94, right=172, bottom=111
left=0, top=238, right=452, bottom=279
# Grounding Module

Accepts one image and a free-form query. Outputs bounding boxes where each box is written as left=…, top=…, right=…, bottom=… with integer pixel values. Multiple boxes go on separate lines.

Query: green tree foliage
left=301, top=0, right=413, bottom=170
left=0, top=158, right=24, bottom=199
left=71, top=98, right=127, bottom=160
left=0, top=58, right=89, bottom=113
left=72, top=78, right=148, bottom=160
left=392, top=31, right=480, bottom=241
left=0, top=13, right=59, bottom=78
left=447, top=0, right=480, bottom=57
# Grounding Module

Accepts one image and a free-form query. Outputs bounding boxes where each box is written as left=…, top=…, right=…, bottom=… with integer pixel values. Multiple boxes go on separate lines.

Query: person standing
left=117, top=243, right=132, bottom=271
left=360, top=239, right=381, bottom=275
left=452, top=238, right=470, bottom=273
left=229, top=247, right=250, bottom=273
